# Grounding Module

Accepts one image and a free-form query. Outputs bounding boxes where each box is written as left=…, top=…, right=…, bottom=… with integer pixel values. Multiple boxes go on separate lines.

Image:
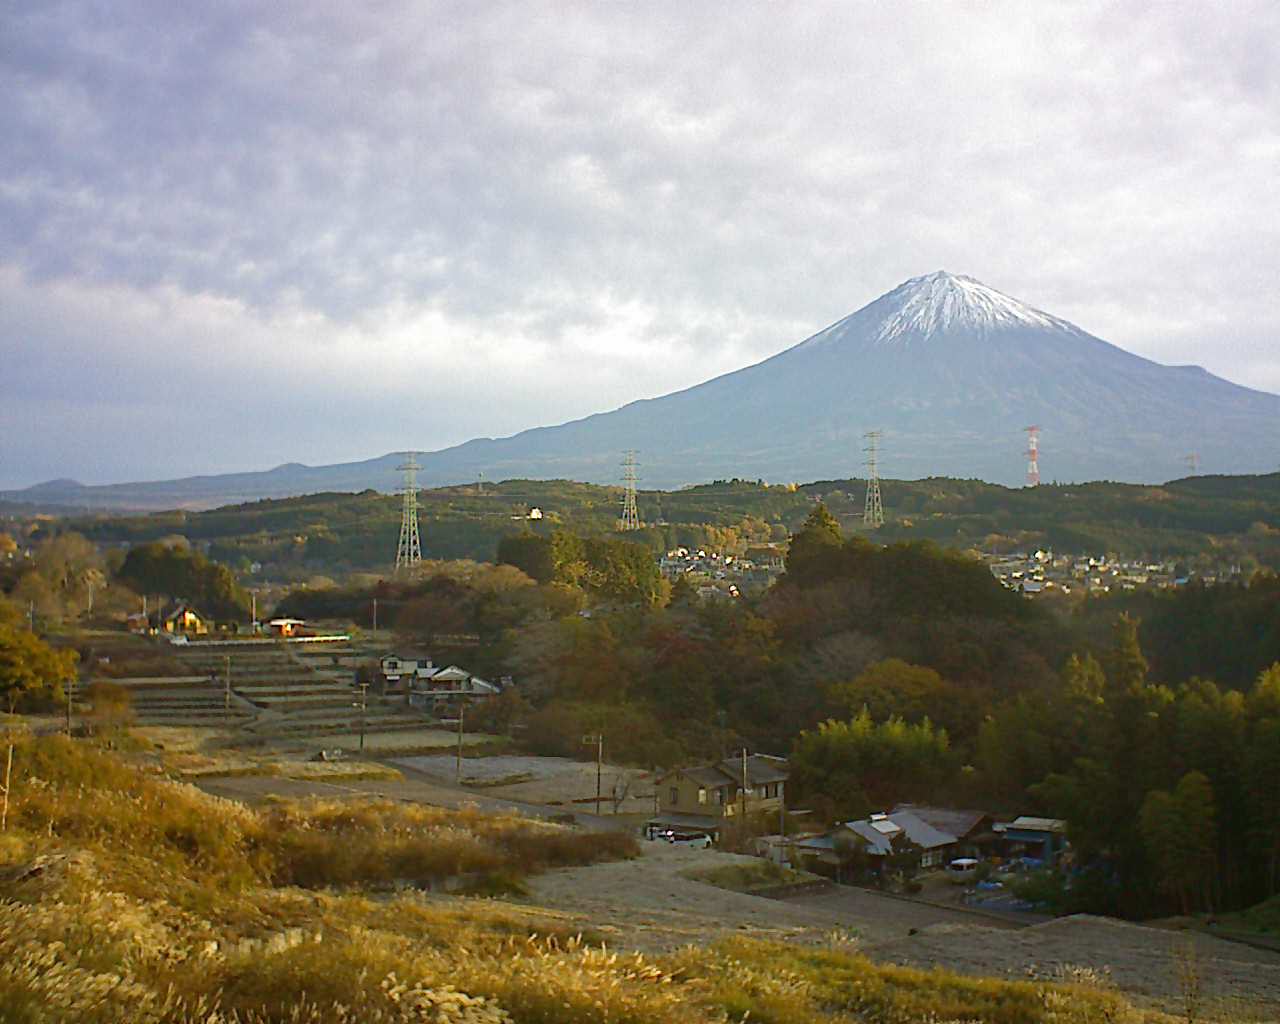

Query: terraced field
left=101, top=638, right=432, bottom=744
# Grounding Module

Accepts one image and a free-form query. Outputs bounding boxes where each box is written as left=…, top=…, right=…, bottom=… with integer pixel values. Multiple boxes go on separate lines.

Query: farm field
left=392, top=753, right=655, bottom=815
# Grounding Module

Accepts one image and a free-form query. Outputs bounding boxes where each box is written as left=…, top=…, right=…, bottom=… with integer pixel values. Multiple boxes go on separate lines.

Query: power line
left=395, top=452, right=423, bottom=571
left=862, top=431, right=884, bottom=528
left=618, top=450, right=642, bottom=531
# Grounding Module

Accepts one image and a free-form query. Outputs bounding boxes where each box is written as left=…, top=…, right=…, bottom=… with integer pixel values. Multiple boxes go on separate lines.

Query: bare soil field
left=523, top=843, right=1280, bottom=1021
left=868, top=912, right=1280, bottom=1020
left=520, top=841, right=1012, bottom=953
left=255, top=725, right=486, bottom=755
left=134, top=724, right=404, bottom=781
left=392, top=753, right=655, bottom=814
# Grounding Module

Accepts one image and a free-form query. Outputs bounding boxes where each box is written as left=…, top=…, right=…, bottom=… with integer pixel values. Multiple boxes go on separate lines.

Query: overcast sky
left=2, top=1, right=1277, bottom=488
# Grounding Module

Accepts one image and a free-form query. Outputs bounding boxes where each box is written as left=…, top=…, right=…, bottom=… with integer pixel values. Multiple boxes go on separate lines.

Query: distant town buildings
left=658, top=545, right=785, bottom=598
left=982, top=549, right=1243, bottom=597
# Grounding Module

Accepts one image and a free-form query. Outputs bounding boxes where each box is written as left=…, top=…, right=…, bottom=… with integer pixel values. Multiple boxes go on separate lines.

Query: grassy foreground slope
left=0, top=733, right=1167, bottom=1024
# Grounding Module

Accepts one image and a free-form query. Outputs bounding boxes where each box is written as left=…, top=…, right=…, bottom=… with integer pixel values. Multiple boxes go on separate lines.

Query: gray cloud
left=2, top=0, right=1278, bottom=487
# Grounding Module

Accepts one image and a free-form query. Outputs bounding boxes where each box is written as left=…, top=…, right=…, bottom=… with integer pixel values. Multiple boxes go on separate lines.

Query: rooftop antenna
left=618, top=450, right=642, bottom=531
left=1184, top=452, right=1200, bottom=475
left=1025, top=426, right=1041, bottom=487
left=395, top=452, right=423, bottom=571
left=862, top=430, right=884, bottom=528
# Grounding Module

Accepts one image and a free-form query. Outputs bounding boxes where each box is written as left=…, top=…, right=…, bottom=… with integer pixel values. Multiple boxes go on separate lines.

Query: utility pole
left=372, top=597, right=378, bottom=634
left=863, top=430, right=884, bottom=528
left=355, top=683, right=369, bottom=753
left=583, top=733, right=603, bottom=814
left=250, top=591, right=257, bottom=634
left=65, top=676, right=75, bottom=737
left=1, top=739, right=13, bottom=832
left=224, top=656, right=232, bottom=722
left=27, top=601, right=34, bottom=632
left=455, top=702, right=465, bottom=783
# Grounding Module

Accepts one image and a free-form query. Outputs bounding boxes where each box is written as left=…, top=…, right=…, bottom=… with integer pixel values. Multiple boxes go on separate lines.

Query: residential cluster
left=646, top=754, right=1068, bottom=896
left=658, top=545, right=785, bottom=599
left=981, top=549, right=1243, bottom=597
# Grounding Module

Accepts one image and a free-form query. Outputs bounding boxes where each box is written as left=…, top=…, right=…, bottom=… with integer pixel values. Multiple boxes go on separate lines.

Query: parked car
left=654, top=829, right=712, bottom=849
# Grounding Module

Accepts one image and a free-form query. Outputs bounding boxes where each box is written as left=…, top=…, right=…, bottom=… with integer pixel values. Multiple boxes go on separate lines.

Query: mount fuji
left=407, top=270, right=1280, bottom=487
left=9, top=271, right=1280, bottom=508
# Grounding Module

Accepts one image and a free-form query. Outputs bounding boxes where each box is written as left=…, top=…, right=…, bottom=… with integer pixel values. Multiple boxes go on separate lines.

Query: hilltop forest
left=11, top=472, right=1280, bottom=584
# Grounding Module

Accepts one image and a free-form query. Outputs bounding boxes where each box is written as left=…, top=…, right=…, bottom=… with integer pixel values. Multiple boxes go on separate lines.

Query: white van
left=946, top=858, right=979, bottom=883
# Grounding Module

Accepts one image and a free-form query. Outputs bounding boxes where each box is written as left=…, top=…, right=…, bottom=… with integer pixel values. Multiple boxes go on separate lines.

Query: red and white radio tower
left=1024, top=426, right=1041, bottom=487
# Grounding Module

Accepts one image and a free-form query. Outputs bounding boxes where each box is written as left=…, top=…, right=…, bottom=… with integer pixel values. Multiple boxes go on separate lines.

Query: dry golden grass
left=0, top=732, right=1175, bottom=1024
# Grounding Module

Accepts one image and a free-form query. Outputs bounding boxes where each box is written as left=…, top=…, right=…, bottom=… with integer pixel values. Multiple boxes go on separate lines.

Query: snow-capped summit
left=871, top=271, right=1071, bottom=342
left=801, top=271, right=1075, bottom=351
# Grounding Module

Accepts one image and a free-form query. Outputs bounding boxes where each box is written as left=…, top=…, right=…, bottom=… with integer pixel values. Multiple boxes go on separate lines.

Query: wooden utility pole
left=583, top=734, right=603, bottom=815
left=455, top=702, right=465, bottom=782
left=65, top=677, right=75, bottom=737
left=224, top=656, right=232, bottom=721
left=1, top=739, right=13, bottom=832
left=356, top=682, right=369, bottom=752
left=372, top=597, right=378, bottom=634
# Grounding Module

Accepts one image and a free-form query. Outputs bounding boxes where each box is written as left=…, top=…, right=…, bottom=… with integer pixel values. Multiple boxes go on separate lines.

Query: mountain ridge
left=7, top=271, right=1279, bottom=510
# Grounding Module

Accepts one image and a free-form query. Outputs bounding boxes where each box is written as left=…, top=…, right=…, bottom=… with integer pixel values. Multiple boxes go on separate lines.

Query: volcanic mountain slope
left=9, top=271, right=1280, bottom=508
left=431, top=270, right=1278, bottom=488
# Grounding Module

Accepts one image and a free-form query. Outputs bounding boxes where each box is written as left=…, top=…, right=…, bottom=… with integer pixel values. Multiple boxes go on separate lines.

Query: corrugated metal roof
left=890, top=804, right=991, bottom=839
left=887, top=810, right=957, bottom=850
left=1008, top=816, right=1066, bottom=833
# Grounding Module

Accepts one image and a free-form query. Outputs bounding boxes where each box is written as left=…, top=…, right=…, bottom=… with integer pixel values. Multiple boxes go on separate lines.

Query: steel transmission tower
left=395, top=452, right=423, bottom=571
left=618, top=450, right=642, bottom=531
left=862, top=431, right=884, bottom=528
left=1025, top=426, right=1041, bottom=487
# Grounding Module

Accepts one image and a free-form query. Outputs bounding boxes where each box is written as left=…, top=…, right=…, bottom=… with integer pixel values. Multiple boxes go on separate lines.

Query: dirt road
left=520, top=842, right=1020, bottom=953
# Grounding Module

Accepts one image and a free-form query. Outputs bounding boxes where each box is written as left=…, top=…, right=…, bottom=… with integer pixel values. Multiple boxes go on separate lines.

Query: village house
left=889, top=804, right=997, bottom=860
left=159, top=603, right=208, bottom=636
left=645, top=754, right=788, bottom=842
left=267, top=617, right=307, bottom=637
left=409, top=665, right=501, bottom=701
left=995, top=816, right=1068, bottom=864
left=379, top=653, right=434, bottom=692
left=792, top=805, right=1067, bottom=881
left=378, top=653, right=501, bottom=709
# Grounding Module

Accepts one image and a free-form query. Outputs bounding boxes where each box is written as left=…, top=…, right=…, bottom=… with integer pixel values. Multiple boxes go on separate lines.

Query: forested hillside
left=20, top=471, right=1280, bottom=583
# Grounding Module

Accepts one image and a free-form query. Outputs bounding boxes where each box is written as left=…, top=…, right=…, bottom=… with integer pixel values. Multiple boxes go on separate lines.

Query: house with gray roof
left=645, top=754, right=788, bottom=842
